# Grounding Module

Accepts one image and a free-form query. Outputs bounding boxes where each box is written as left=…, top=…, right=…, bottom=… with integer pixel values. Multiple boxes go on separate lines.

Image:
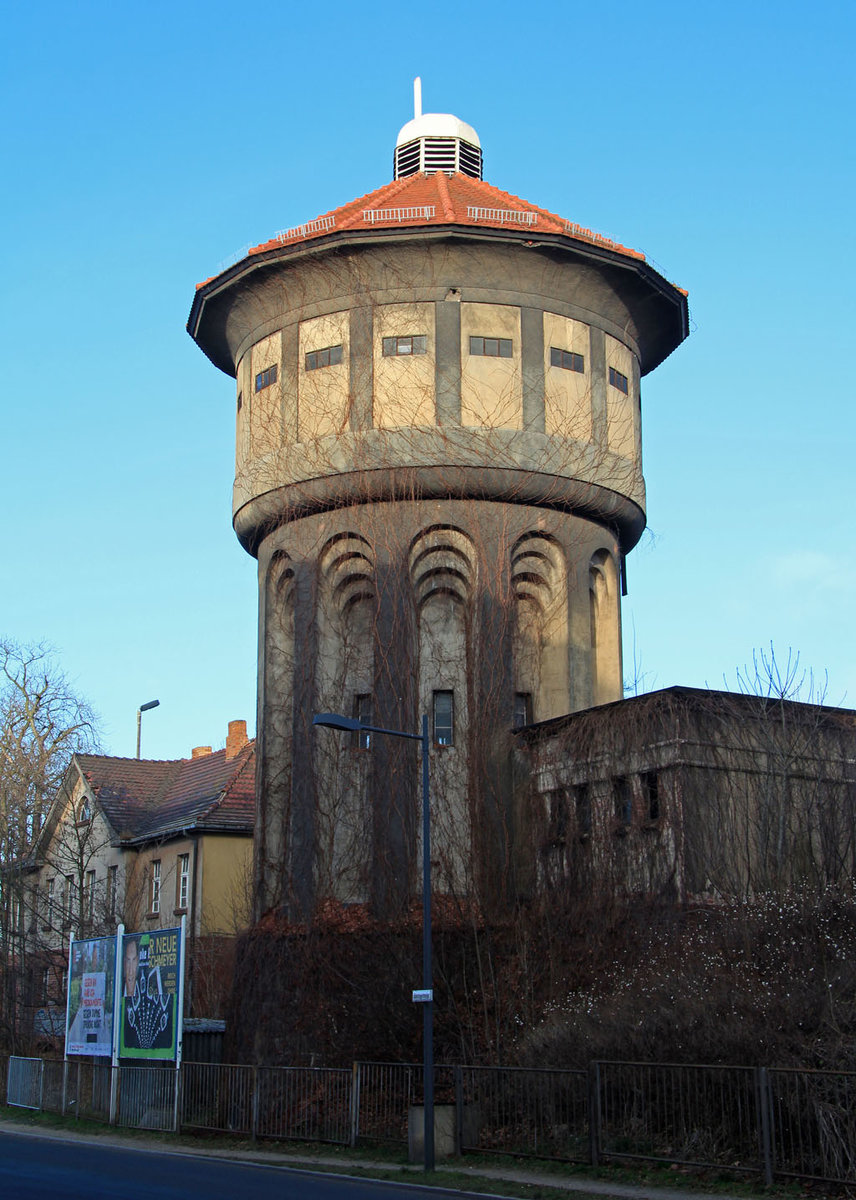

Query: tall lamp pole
left=313, top=711, right=434, bottom=1172
left=136, top=699, right=160, bottom=759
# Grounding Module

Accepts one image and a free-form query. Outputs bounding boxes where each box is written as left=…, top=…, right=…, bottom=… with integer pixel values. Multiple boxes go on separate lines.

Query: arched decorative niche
left=589, top=548, right=621, bottom=706
left=511, top=532, right=569, bottom=722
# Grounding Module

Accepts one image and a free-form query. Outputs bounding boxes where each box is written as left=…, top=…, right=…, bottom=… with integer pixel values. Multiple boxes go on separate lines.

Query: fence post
left=588, top=1062, right=601, bottom=1167
left=251, top=1066, right=259, bottom=1143
left=349, top=1062, right=360, bottom=1148
left=454, top=1065, right=463, bottom=1156
left=76, top=1061, right=82, bottom=1120
left=756, top=1066, right=774, bottom=1188
left=61, top=1059, right=68, bottom=1115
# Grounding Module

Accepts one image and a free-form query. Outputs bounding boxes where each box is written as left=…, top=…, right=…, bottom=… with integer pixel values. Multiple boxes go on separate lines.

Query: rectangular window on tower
left=608, top=366, right=629, bottom=394
left=433, top=690, right=454, bottom=746
left=305, top=345, right=344, bottom=371
left=470, top=336, right=513, bottom=358
left=353, top=694, right=372, bottom=750
left=513, top=692, right=533, bottom=728
left=550, top=347, right=585, bottom=373
left=255, top=364, right=278, bottom=392
left=382, top=335, right=427, bottom=356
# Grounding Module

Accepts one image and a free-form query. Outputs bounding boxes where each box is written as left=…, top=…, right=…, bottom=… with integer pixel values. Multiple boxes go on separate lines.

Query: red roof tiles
left=196, top=172, right=647, bottom=291
left=77, top=742, right=255, bottom=842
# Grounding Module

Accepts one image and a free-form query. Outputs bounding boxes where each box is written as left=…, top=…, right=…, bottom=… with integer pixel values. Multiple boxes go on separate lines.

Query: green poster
left=119, top=928, right=181, bottom=1059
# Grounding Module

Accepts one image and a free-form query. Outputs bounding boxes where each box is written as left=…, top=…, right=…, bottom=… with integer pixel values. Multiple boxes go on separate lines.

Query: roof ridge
left=434, top=172, right=455, bottom=221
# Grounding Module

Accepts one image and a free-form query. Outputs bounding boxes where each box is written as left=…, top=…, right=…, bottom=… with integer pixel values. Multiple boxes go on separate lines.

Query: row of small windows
left=351, top=690, right=456, bottom=748
left=251, top=341, right=629, bottom=389
left=544, top=771, right=661, bottom=849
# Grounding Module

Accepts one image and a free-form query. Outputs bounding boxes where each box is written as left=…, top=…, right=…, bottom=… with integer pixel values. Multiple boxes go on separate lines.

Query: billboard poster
left=119, top=927, right=181, bottom=1059
left=66, top=935, right=117, bottom=1057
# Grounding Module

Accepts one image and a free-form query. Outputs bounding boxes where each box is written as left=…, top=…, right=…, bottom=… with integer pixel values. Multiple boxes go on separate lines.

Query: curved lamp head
left=313, top=712, right=360, bottom=732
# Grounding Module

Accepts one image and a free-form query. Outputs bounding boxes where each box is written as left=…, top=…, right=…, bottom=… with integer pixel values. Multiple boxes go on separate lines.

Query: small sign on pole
left=412, top=989, right=433, bottom=1004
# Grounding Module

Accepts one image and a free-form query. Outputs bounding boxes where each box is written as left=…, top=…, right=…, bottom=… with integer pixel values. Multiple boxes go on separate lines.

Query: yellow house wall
left=373, top=303, right=436, bottom=428
left=543, top=312, right=592, bottom=441
left=198, top=835, right=252, bottom=934
left=460, top=302, right=522, bottom=429
left=298, top=311, right=349, bottom=441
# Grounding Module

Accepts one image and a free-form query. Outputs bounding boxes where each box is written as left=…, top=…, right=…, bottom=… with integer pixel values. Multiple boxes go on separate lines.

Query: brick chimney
left=225, top=719, right=248, bottom=759
left=191, top=746, right=212, bottom=759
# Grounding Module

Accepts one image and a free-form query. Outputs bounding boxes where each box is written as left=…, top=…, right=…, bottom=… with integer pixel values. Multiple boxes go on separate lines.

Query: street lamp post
left=136, top=699, right=160, bottom=759
left=313, top=710, right=434, bottom=1172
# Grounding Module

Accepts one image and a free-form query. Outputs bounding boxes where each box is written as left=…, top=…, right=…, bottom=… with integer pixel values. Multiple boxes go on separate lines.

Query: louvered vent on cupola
left=393, top=78, right=483, bottom=180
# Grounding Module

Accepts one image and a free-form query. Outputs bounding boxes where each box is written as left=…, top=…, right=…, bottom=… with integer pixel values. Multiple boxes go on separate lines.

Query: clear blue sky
left=2, top=0, right=854, bottom=758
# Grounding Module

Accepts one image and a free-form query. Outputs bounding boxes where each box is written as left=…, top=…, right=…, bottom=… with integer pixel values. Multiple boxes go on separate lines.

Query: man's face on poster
left=123, top=939, right=139, bottom=997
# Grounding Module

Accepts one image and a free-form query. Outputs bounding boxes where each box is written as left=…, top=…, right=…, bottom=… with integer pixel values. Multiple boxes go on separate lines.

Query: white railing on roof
left=275, top=215, right=336, bottom=243
left=563, top=220, right=618, bottom=249
left=362, top=206, right=436, bottom=223
left=467, top=206, right=537, bottom=227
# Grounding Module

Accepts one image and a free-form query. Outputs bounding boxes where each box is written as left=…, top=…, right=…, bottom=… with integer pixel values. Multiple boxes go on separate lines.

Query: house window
left=382, top=335, right=427, bottom=356
left=77, top=796, right=91, bottom=824
left=608, top=366, right=629, bottom=394
left=469, top=336, right=512, bottom=358
left=353, top=693, right=372, bottom=750
left=64, top=875, right=74, bottom=924
left=613, top=777, right=633, bottom=831
left=433, top=690, right=454, bottom=746
left=550, top=347, right=585, bottom=373
left=42, top=968, right=51, bottom=1003
left=150, top=860, right=161, bottom=915
left=177, top=854, right=190, bottom=911
left=641, top=771, right=660, bottom=822
left=106, top=865, right=118, bottom=918
left=44, top=877, right=55, bottom=928
left=513, top=692, right=532, bottom=728
left=305, top=344, right=344, bottom=371
left=83, top=870, right=95, bottom=923
left=255, top=364, right=278, bottom=392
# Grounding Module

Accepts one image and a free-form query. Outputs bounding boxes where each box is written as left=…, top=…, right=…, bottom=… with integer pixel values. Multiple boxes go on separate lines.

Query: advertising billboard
left=66, top=935, right=117, bottom=1057
left=119, top=927, right=182, bottom=1060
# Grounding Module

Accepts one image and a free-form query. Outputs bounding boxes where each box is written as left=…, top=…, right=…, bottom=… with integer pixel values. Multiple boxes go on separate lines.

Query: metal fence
left=6, top=1054, right=856, bottom=1188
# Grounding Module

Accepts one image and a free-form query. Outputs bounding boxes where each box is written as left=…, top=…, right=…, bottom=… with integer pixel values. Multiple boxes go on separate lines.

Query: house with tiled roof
left=22, top=720, right=254, bottom=1030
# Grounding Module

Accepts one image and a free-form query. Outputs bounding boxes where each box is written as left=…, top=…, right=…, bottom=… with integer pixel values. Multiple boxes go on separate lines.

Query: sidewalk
left=0, top=1118, right=757, bottom=1200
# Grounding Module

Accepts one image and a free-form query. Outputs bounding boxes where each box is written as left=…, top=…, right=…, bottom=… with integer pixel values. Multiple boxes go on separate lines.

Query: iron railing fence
left=768, top=1067, right=856, bottom=1185
left=354, top=1061, right=456, bottom=1144
left=6, top=1054, right=856, bottom=1189
left=256, top=1066, right=352, bottom=1145
left=595, top=1061, right=760, bottom=1175
left=459, top=1065, right=589, bottom=1162
left=181, top=1061, right=254, bottom=1135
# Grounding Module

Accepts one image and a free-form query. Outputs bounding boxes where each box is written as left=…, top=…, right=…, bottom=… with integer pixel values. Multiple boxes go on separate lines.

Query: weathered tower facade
left=188, top=102, right=688, bottom=919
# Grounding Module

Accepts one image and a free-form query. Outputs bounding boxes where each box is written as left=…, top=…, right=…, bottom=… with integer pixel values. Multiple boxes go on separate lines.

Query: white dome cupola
left=393, top=78, right=483, bottom=180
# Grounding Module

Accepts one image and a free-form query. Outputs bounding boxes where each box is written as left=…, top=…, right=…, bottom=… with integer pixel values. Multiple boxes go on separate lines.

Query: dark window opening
left=546, top=789, right=569, bottom=844
left=433, top=690, right=454, bottom=746
left=608, top=366, right=629, bottom=394
left=513, top=692, right=532, bottom=728
left=305, top=344, right=344, bottom=371
left=550, top=347, right=585, bottom=373
left=382, top=335, right=427, bottom=357
left=613, top=777, right=633, bottom=831
left=574, top=784, right=592, bottom=840
left=353, top=693, right=372, bottom=750
left=255, top=365, right=278, bottom=392
left=641, top=771, right=660, bottom=822
left=469, top=336, right=512, bottom=358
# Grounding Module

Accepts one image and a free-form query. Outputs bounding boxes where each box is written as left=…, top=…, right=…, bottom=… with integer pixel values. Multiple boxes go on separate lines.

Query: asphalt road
left=0, top=1131, right=472, bottom=1199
